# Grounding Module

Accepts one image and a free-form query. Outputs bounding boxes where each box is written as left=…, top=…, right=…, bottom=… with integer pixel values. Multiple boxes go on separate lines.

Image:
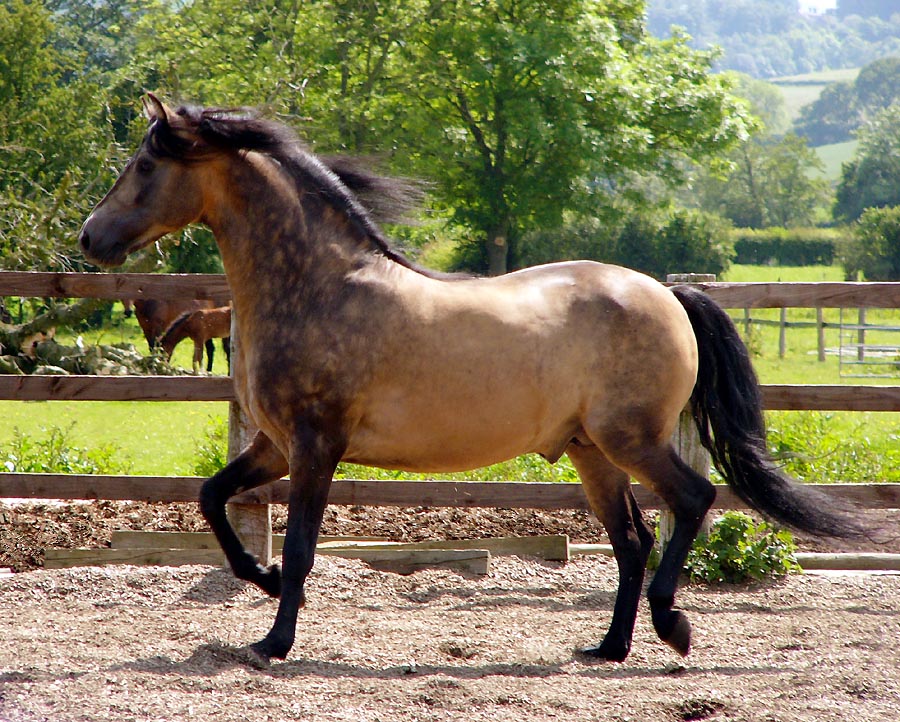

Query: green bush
left=192, top=416, right=230, bottom=477
left=838, top=205, right=900, bottom=280
left=732, top=227, right=840, bottom=266
left=682, top=511, right=799, bottom=584
left=0, top=424, right=129, bottom=474
left=517, top=208, right=733, bottom=280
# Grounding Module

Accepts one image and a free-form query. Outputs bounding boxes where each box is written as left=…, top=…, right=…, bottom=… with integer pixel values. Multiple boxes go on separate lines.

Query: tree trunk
left=486, top=233, right=509, bottom=276
left=0, top=298, right=107, bottom=355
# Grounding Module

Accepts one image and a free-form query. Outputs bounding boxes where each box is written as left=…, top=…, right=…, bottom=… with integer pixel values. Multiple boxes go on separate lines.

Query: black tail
left=671, top=285, right=864, bottom=539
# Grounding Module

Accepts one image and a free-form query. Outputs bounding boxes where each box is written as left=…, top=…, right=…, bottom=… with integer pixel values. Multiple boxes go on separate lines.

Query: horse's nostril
left=79, top=230, right=90, bottom=252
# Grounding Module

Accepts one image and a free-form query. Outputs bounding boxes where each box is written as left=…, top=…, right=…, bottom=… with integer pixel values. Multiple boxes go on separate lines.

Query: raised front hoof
left=255, top=563, right=282, bottom=598
left=578, top=638, right=631, bottom=663
left=652, top=608, right=692, bottom=657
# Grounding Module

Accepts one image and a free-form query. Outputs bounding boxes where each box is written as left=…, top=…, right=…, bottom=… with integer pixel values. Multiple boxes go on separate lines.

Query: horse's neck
left=209, top=154, right=384, bottom=319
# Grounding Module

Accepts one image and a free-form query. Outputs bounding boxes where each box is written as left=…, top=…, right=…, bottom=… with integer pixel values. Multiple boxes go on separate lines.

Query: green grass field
left=2, top=265, right=899, bottom=483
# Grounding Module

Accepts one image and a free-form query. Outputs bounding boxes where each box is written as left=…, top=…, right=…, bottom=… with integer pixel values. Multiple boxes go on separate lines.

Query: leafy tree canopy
left=795, top=55, right=900, bottom=146
left=833, top=103, right=900, bottom=222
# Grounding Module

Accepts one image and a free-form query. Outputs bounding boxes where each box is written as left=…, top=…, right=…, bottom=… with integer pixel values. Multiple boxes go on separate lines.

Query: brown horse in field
left=124, top=298, right=230, bottom=372
left=159, top=305, right=232, bottom=373
left=79, top=96, right=863, bottom=667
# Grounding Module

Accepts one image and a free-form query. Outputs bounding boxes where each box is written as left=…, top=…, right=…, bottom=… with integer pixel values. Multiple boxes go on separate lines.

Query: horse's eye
left=135, top=157, right=155, bottom=175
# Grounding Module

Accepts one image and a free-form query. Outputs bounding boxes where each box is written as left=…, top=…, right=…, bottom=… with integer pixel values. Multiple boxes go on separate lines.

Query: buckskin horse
left=78, top=95, right=863, bottom=667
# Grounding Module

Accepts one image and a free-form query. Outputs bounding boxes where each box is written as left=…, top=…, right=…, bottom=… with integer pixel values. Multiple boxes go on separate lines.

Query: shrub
left=0, top=424, right=129, bottom=474
left=517, top=208, right=733, bottom=280
left=682, top=511, right=799, bottom=584
left=731, top=227, right=840, bottom=266
left=838, top=205, right=900, bottom=280
left=192, top=416, right=229, bottom=477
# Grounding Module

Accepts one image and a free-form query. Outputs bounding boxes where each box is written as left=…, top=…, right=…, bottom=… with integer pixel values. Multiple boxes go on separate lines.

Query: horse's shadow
left=110, top=640, right=784, bottom=683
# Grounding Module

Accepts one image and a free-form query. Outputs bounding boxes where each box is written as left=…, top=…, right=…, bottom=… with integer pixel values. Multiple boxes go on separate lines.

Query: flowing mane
left=147, top=105, right=454, bottom=278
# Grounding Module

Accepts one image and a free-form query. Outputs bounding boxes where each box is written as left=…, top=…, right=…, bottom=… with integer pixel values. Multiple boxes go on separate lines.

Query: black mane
left=149, top=105, right=459, bottom=279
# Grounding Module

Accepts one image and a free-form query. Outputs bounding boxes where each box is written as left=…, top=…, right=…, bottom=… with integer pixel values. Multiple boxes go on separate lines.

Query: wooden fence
left=1, top=271, right=899, bottom=534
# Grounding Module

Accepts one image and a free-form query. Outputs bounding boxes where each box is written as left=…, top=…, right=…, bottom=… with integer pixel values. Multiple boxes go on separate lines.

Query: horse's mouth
left=79, top=227, right=162, bottom=268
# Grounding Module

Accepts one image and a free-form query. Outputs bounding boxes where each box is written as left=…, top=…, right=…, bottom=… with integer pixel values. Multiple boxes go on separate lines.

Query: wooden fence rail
left=1, top=375, right=900, bottom=411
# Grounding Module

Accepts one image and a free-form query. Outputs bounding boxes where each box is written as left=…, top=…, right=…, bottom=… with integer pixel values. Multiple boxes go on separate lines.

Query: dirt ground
left=1, top=502, right=900, bottom=721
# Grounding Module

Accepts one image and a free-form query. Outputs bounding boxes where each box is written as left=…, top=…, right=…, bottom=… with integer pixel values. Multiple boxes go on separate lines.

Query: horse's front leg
left=192, top=340, right=204, bottom=373
left=250, top=423, right=344, bottom=664
left=200, top=431, right=288, bottom=597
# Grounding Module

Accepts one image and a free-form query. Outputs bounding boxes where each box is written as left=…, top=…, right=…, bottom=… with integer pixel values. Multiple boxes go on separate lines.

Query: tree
left=834, top=104, right=900, bottom=222
left=0, top=0, right=118, bottom=272
left=397, top=2, right=750, bottom=274
left=839, top=205, right=900, bottom=281
left=795, top=56, right=900, bottom=147
left=692, top=133, right=830, bottom=228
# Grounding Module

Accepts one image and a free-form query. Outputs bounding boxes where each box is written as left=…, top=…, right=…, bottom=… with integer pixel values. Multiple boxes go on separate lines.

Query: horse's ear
left=142, top=93, right=169, bottom=123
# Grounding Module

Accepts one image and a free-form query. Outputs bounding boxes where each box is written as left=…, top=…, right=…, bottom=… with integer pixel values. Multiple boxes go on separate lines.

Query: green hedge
left=731, top=227, right=842, bottom=266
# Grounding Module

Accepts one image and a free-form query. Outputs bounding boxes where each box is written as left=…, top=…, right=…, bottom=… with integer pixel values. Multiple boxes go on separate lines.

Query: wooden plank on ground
left=321, top=534, right=570, bottom=562
left=317, top=547, right=490, bottom=575
left=45, top=545, right=491, bottom=574
left=43, top=547, right=224, bottom=569
left=795, top=552, right=900, bottom=571
left=110, top=530, right=390, bottom=550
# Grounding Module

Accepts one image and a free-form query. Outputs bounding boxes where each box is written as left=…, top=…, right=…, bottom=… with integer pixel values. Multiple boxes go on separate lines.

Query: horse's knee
left=199, top=473, right=231, bottom=523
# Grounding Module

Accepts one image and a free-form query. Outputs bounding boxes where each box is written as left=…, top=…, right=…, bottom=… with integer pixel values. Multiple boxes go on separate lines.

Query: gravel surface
left=1, top=501, right=899, bottom=721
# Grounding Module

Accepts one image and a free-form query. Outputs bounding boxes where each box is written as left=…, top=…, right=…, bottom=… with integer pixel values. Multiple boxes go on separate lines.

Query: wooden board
left=4, top=474, right=900, bottom=510
left=5, top=272, right=900, bottom=309
left=110, top=531, right=390, bottom=551
left=4, top=375, right=900, bottom=412
left=44, top=545, right=491, bottom=575
left=316, top=547, right=490, bottom=575
left=0, top=271, right=230, bottom=302
left=43, top=547, right=224, bottom=569
left=795, top=552, right=900, bottom=571
left=0, top=375, right=234, bottom=402
left=681, top=281, right=900, bottom=309
left=317, top=534, right=570, bottom=561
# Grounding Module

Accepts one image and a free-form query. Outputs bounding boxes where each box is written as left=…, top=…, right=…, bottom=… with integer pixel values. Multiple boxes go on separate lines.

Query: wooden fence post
left=225, top=309, right=272, bottom=565
left=858, top=308, right=867, bottom=361
left=662, top=274, right=715, bottom=553
left=817, top=307, right=826, bottom=362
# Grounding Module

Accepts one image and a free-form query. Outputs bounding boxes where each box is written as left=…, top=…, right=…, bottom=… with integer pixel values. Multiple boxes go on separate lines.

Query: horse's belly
left=343, top=395, right=577, bottom=472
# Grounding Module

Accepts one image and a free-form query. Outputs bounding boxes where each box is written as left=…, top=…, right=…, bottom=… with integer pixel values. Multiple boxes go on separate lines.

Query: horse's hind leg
left=603, top=442, right=715, bottom=657
left=567, top=444, right=654, bottom=662
left=200, top=431, right=288, bottom=597
left=204, top=338, right=215, bottom=372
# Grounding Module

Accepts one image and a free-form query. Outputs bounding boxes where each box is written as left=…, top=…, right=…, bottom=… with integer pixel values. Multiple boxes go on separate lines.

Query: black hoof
left=652, top=608, right=692, bottom=657
left=579, top=638, right=630, bottom=663
left=238, top=643, right=272, bottom=670
left=249, top=634, right=291, bottom=665
left=256, top=563, right=282, bottom=598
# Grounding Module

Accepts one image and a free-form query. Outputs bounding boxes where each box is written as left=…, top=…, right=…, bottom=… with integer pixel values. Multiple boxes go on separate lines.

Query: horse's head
left=79, top=94, right=210, bottom=267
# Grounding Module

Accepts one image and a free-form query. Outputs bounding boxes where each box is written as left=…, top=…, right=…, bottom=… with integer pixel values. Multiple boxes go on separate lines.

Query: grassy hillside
left=771, top=67, right=860, bottom=122
left=813, top=139, right=857, bottom=179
